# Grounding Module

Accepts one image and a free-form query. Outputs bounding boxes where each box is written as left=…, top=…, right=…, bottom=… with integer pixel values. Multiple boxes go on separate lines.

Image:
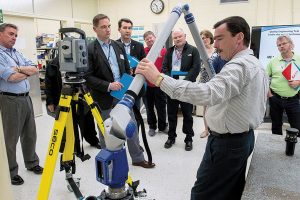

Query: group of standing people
left=2, top=10, right=299, bottom=200
left=87, top=14, right=204, bottom=153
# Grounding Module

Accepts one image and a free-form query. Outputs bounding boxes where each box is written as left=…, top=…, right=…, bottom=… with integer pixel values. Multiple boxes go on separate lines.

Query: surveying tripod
left=37, top=78, right=105, bottom=200
left=37, top=3, right=214, bottom=199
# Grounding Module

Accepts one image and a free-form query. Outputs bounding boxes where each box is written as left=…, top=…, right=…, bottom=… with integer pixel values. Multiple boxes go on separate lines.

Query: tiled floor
left=10, top=102, right=273, bottom=200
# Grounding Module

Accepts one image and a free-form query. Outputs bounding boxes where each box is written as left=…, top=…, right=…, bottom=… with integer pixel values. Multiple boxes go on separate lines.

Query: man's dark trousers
left=191, top=129, right=255, bottom=200
left=269, top=95, right=300, bottom=136
left=167, top=97, right=194, bottom=142
left=146, top=86, right=167, bottom=131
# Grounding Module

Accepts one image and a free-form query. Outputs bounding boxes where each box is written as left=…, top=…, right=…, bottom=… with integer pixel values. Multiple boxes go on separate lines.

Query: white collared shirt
left=160, top=49, right=269, bottom=134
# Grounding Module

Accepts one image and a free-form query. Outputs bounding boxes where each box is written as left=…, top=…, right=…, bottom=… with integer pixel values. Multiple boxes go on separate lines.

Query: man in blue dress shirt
left=0, top=23, right=43, bottom=185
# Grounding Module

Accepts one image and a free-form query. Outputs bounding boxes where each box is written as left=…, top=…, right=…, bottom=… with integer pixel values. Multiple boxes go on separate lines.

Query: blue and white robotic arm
left=95, top=4, right=215, bottom=200
left=104, top=95, right=136, bottom=151
left=94, top=7, right=183, bottom=199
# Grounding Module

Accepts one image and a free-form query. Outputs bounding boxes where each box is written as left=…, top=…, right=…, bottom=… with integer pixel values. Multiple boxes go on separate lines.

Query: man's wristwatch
left=16, top=66, right=21, bottom=73
left=155, top=73, right=164, bottom=87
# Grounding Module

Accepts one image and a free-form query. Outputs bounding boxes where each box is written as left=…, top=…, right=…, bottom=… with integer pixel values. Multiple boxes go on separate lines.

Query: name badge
left=120, top=54, right=124, bottom=60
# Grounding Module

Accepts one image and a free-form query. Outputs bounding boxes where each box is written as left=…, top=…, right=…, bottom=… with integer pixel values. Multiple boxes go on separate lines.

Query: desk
left=242, top=133, right=300, bottom=200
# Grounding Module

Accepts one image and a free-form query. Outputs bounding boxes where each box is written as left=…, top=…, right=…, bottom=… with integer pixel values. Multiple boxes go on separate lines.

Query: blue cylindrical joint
left=183, top=4, right=189, bottom=11
left=171, top=6, right=182, bottom=16
left=126, top=120, right=136, bottom=138
left=184, top=13, right=195, bottom=24
left=118, top=94, right=135, bottom=109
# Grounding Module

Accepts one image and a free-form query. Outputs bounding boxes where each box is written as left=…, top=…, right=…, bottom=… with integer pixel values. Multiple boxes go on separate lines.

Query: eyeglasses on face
left=277, top=42, right=289, bottom=47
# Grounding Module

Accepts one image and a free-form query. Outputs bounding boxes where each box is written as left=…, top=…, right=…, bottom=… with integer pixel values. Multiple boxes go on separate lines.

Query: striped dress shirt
left=160, top=49, right=269, bottom=134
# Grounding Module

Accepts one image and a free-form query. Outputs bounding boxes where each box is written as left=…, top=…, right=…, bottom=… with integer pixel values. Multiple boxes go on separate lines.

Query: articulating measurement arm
left=181, top=4, right=215, bottom=79
left=127, top=6, right=182, bottom=95
left=106, top=6, right=183, bottom=141
left=93, top=7, right=184, bottom=200
left=103, top=6, right=183, bottom=150
left=107, top=3, right=217, bottom=152
left=126, top=4, right=215, bottom=104
left=84, top=4, right=216, bottom=199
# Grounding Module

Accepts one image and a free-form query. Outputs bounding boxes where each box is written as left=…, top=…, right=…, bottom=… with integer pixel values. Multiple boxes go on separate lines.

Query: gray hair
left=277, top=35, right=294, bottom=48
left=143, top=31, right=155, bottom=39
left=172, top=28, right=185, bottom=35
left=0, top=23, right=18, bottom=32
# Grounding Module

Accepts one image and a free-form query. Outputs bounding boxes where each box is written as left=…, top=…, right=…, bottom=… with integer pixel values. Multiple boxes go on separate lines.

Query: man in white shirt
left=136, top=16, right=269, bottom=200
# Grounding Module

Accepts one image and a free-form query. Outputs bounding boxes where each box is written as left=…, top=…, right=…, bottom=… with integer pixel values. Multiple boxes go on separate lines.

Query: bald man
left=162, top=28, right=200, bottom=151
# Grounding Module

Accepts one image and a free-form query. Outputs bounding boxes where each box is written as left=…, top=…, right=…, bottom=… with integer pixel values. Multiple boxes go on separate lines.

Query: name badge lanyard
left=2, top=50, right=20, bottom=66
left=1, top=49, right=29, bottom=91
left=106, top=44, right=116, bottom=80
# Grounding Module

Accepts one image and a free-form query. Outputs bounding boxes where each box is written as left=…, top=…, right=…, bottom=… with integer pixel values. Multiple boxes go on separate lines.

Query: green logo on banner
left=0, top=9, right=3, bottom=23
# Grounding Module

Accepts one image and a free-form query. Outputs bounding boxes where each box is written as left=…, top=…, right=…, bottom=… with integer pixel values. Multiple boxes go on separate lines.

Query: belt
left=272, top=91, right=298, bottom=100
left=0, top=92, right=29, bottom=97
left=209, top=129, right=252, bottom=138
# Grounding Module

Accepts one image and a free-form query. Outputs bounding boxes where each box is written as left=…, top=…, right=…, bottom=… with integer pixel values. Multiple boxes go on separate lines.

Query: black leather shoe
left=91, top=142, right=101, bottom=149
left=27, top=165, right=43, bottom=174
left=11, top=175, right=24, bottom=185
left=185, top=141, right=193, bottom=151
left=164, top=139, right=175, bottom=149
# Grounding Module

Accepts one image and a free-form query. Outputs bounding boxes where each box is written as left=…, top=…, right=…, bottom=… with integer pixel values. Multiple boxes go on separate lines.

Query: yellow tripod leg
left=62, top=93, right=79, bottom=162
left=83, top=92, right=105, bottom=135
left=37, top=95, right=72, bottom=200
left=126, top=173, right=133, bottom=186
left=62, top=107, right=75, bottom=162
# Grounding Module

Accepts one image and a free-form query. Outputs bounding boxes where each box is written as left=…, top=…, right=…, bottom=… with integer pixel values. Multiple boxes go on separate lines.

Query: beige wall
left=34, top=0, right=73, bottom=19
left=0, top=0, right=33, bottom=14
left=1, top=0, right=98, bottom=33
left=1, top=0, right=300, bottom=45
left=36, top=18, right=61, bottom=35
left=95, top=0, right=300, bottom=45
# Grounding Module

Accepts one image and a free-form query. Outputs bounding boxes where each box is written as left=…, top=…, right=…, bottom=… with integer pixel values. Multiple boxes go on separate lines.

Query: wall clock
left=150, top=0, right=164, bottom=14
